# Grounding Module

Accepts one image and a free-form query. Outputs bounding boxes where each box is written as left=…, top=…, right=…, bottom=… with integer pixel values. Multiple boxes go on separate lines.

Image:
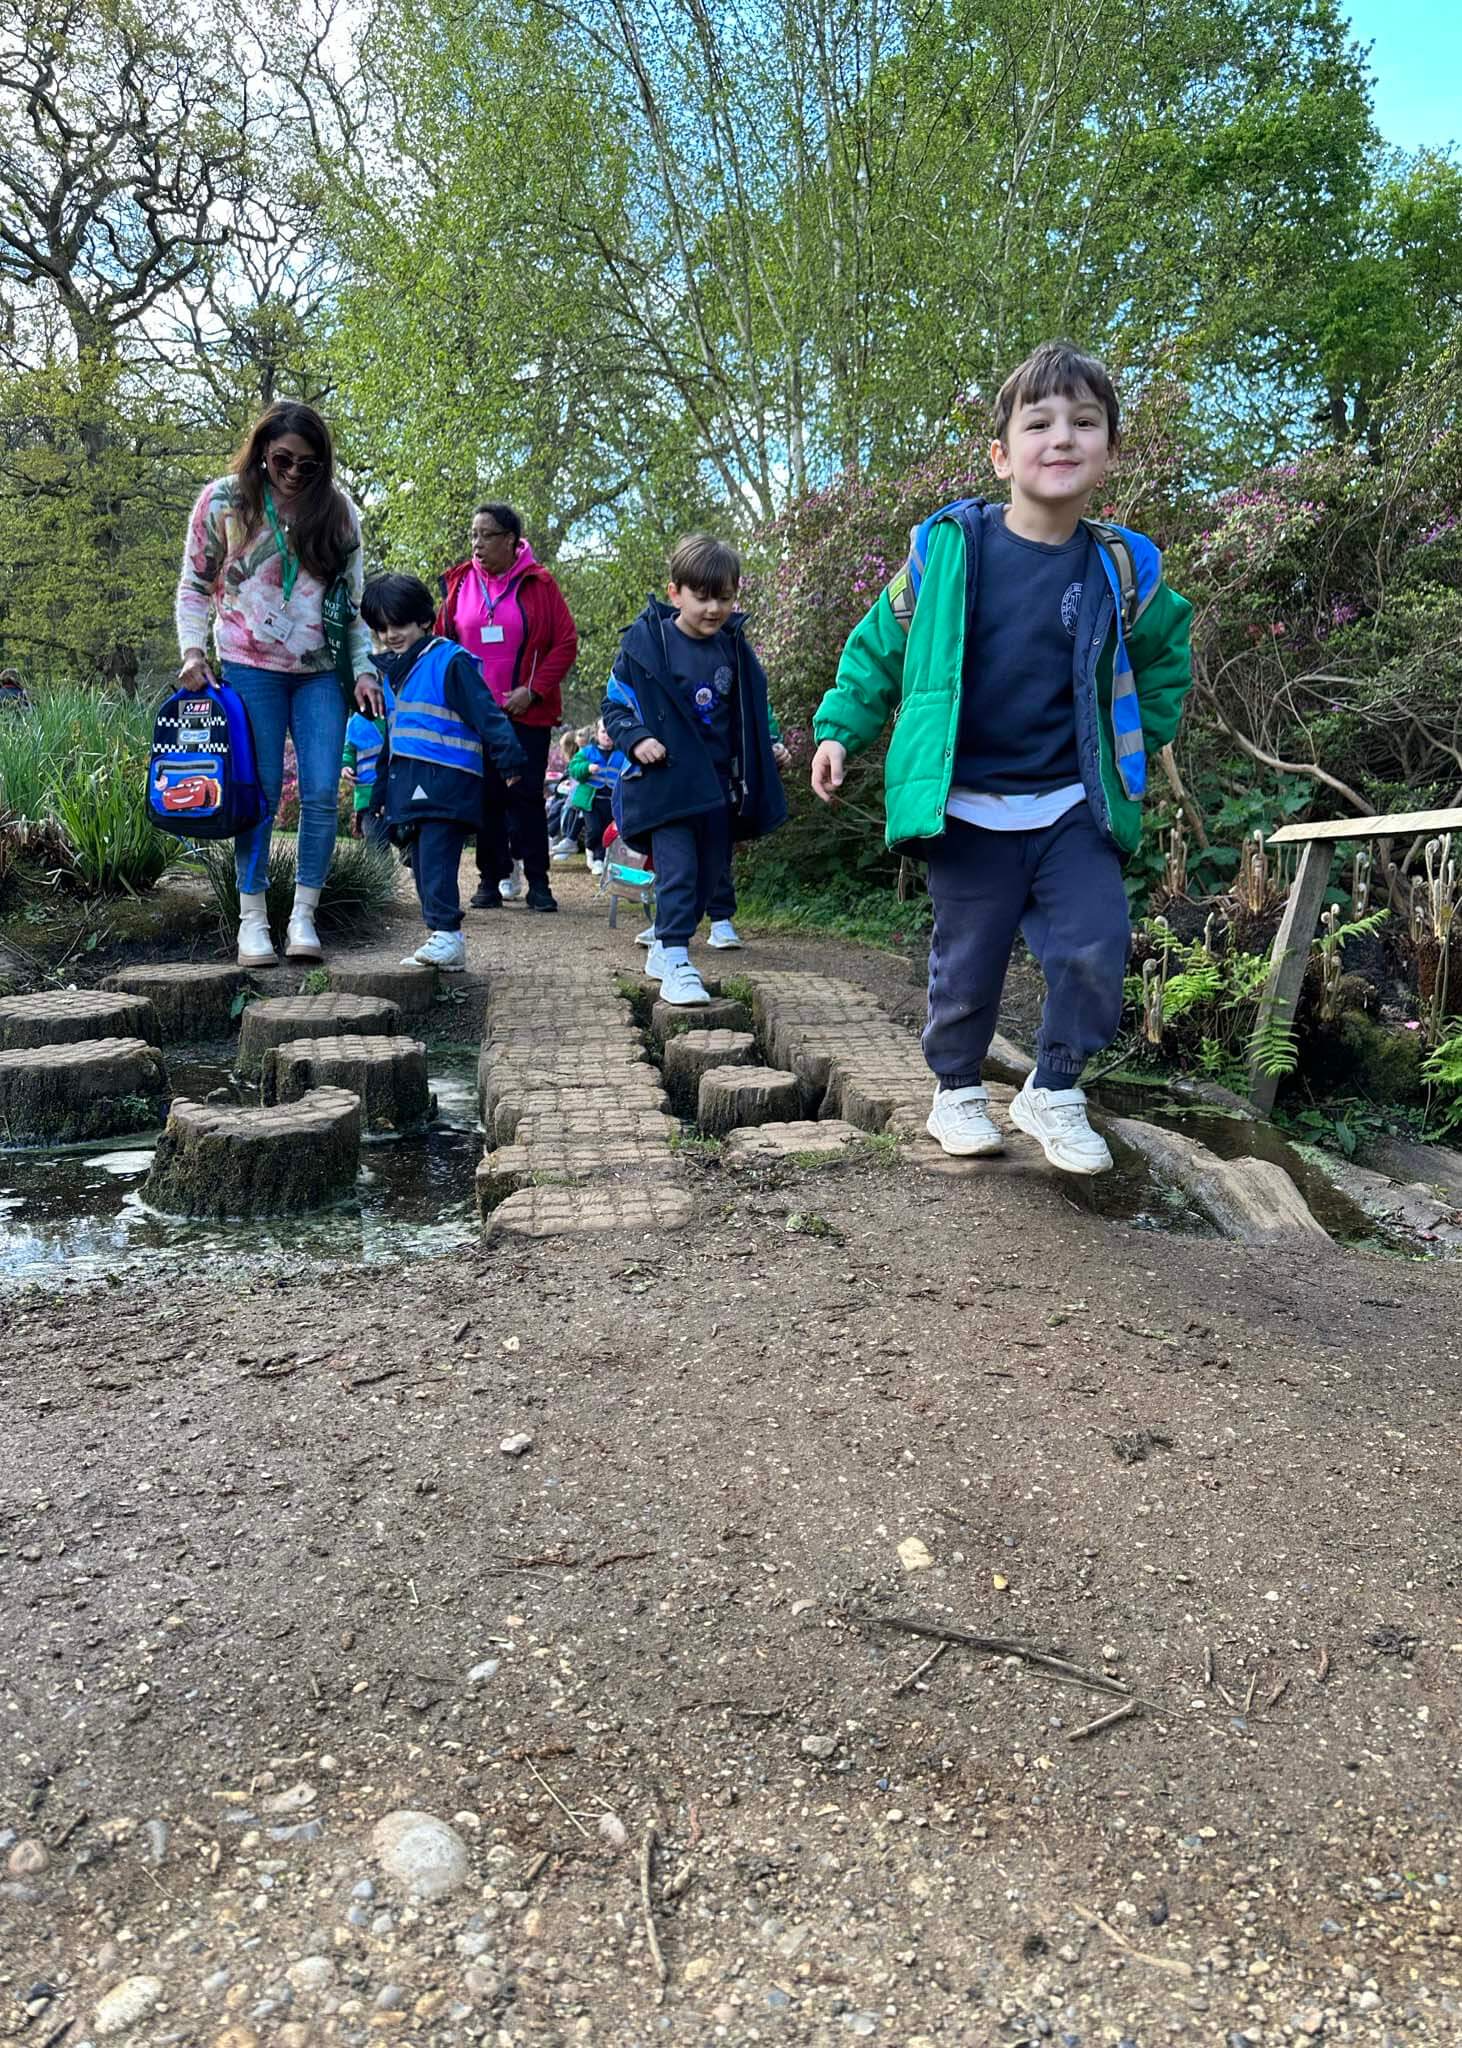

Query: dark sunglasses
left=267, top=449, right=321, bottom=476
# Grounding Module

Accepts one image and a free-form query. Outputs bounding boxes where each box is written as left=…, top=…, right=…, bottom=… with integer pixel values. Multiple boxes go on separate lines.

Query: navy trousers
left=477, top=721, right=551, bottom=884
left=408, top=820, right=471, bottom=932
left=650, top=805, right=733, bottom=946
left=922, top=803, right=1130, bottom=1090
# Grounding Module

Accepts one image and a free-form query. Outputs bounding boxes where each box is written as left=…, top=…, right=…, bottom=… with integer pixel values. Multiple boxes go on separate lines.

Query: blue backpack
left=147, top=680, right=268, bottom=840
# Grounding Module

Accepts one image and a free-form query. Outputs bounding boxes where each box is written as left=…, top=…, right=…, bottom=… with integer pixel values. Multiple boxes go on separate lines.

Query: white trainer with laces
left=644, top=940, right=668, bottom=982
left=659, top=958, right=711, bottom=1007
left=498, top=859, right=526, bottom=901
left=588, top=855, right=605, bottom=877
left=925, top=1085, right=1004, bottom=1157
left=708, top=919, right=742, bottom=949
left=635, top=923, right=657, bottom=948
left=1008, top=1077, right=1112, bottom=1175
left=403, top=930, right=467, bottom=973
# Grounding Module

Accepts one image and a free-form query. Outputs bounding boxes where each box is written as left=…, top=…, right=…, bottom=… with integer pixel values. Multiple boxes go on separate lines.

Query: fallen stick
left=525, top=1758, right=590, bottom=1840
left=1243, top=1671, right=1258, bottom=1716
left=1068, top=1699, right=1138, bottom=1742
left=1261, top=1677, right=1289, bottom=1713
left=849, top=1609, right=1131, bottom=1699
left=1203, top=1644, right=1214, bottom=1687
left=640, top=1824, right=668, bottom=1985
left=1314, top=1645, right=1331, bottom=1684
left=1073, top=1901, right=1194, bottom=1977
left=893, top=1640, right=950, bottom=1697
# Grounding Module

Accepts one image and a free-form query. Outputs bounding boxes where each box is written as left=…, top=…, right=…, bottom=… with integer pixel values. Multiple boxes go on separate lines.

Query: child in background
left=360, top=572, right=526, bottom=971
left=603, top=532, right=785, bottom=1005
left=568, top=719, right=626, bottom=875
left=342, top=685, right=392, bottom=844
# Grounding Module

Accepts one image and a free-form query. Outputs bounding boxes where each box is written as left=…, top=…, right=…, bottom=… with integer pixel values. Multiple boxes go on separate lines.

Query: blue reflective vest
left=345, top=697, right=390, bottom=787
left=388, top=640, right=483, bottom=779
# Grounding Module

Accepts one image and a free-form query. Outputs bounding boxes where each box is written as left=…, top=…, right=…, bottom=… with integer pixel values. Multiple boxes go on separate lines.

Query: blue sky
left=1343, top=1, right=1461, bottom=152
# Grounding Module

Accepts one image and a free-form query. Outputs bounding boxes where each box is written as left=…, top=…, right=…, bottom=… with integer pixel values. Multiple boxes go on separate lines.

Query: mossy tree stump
left=236, top=992, right=400, bottom=1078
left=491, top=1079, right=670, bottom=1145
left=697, top=1064, right=800, bottom=1138
left=144, top=1086, right=362, bottom=1219
left=651, top=996, right=752, bottom=1045
left=0, top=988, right=161, bottom=1051
left=102, top=962, right=247, bottom=1041
left=261, top=1034, right=434, bottom=1134
left=327, top=962, right=438, bottom=1019
left=663, top=1029, right=755, bottom=1116
left=0, top=1038, right=169, bottom=1146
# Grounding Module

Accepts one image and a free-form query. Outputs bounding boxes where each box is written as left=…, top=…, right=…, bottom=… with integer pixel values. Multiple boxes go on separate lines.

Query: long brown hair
left=229, top=402, right=356, bottom=583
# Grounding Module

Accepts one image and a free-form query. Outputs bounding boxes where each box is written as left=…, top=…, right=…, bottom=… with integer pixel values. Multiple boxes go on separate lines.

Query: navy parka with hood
left=601, top=599, right=787, bottom=845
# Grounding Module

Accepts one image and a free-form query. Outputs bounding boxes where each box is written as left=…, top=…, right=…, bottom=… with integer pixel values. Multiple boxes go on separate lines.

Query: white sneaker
left=659, top=958, right=710, bottom=1007
left=708, top=920, right=742, bottom=949
left=1008, top=1077, right=1112, bottom=1175
left=588, top=856, right=605, bottom=877
left=644, top=940, right=667, bottom=982
left=550, top=840, right=579, bottom=863
left=925, top=1085, right=1004, bottom=1157
left=237, top=892, right=277, bottom=969
left=403, top=930, right=467, bottom=972
left=499, top=860, right=526, bottom=902
left=635, top=924, right=657, bottom=947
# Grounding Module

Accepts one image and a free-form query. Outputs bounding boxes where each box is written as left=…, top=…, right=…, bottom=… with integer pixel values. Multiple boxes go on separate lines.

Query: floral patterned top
left=175, top=476, right=372, bottom=678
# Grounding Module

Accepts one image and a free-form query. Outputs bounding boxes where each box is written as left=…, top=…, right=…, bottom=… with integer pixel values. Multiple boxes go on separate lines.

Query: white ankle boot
left=285, top=883, right=324, bottom=962
left=237, top=891, right=277, bottom=969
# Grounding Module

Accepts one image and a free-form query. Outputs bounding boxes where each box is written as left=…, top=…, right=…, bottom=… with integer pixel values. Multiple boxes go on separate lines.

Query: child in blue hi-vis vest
left=360, top=573, right=526, bottom=974
left=343, top=684, right=393, bottom=844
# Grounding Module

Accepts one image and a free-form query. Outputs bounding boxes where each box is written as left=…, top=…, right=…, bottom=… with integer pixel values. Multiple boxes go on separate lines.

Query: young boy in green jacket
left=810, top=341, right=1192, bottom=1174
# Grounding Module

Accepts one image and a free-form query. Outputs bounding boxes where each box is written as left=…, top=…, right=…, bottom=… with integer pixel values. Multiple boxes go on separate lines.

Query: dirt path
left=3, top=863, right=1458, bottom=2047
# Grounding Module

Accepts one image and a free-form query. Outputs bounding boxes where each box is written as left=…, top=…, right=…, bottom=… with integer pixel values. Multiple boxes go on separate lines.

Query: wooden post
left=1248, top=839, right=1333, bottom=1115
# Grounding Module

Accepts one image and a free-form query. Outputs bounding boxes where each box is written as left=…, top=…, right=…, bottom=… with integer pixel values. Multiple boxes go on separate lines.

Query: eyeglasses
left=267, top=450, right=321, bottom=477
left=473, top=527, right=510, bottom=541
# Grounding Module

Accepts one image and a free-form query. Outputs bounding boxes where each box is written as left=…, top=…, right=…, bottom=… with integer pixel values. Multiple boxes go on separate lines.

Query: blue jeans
left=922, top=804, right=1130, bottom=1090
left=222, top=662, right=348, bottom=894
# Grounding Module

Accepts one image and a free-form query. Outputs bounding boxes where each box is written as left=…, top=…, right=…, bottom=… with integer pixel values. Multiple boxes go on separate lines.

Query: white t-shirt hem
left=944, top=784, right=1086, bottom=831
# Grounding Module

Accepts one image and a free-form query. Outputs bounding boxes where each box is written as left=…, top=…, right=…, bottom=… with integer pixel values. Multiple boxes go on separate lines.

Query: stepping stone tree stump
left=0, top=988, right=160, bottom=1051
left=261, top=1034, right=434, bottom=1134
left=327, top=962, right=438, bottom=1019
left=102, top=962, right=248, bottom=1041
left=723, top=1118, right=868, bottom=1165
left=697, top=1064, right=800, bottom=1139
left=651, top=996, right=752, bottom=1046
left=144, top=1087, right=362, bottom=1219
left=0, top=1038, right=169, bottom=1146
left=663, top=1029, right=755, bottom=1116
left=476, top=1133, right=676, bottom=1215
left=487, top=1180, right=694, bottom=1241
left=491, top=1080, right=670, bottom=1146
left=236, top=992, right=400, bottom=1078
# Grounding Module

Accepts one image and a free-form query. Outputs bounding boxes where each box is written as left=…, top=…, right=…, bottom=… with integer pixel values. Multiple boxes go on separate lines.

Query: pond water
left=0, top=1040, right=482, bottom=1293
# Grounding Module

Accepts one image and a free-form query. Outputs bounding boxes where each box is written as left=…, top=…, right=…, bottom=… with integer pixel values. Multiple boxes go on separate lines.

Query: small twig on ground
left=525, top=1758, right=590, bottom=1840
left=1068, top=1699, right=1139, bottom=1742
left=1314, top=1646, right=1331, bottom=1684
left=522, top=1850, right=551, bottom=1886
left=1243, top=1671, right=1258, bottom=1716
left=451, top=1318, right=472, bottom=1342
left=1215, top=1681, right=1238, bottom=1710
left=1073, top=1902, right=1194, bottom=1977
left=591, top=1548, right=658, bottom=1570
left=1203, top=1645, right=1214, bottom=1687
left=48, top=1810, right=88, bottom=1849
left=849, top=1609, right=1131, bottom=1699
left=1261, top=1677, right=1289, bottom=1713
left=348, top=1366, right=403, bottom=1389
left=640, top=1825, right=668, bottom=1986
left=893, top=1640, right=950, bottom=1697
left=408, top=1579, right=419, bottom=1607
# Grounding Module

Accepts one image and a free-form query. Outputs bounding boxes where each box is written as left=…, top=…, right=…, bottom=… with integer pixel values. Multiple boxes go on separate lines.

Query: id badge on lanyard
left=475, top=566, right=509, bottom=645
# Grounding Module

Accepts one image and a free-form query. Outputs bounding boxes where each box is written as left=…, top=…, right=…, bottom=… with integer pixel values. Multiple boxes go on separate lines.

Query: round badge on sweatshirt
left=1061, top=582, right=1083, bottom=635
left=694, top=687, right=714, bottom=709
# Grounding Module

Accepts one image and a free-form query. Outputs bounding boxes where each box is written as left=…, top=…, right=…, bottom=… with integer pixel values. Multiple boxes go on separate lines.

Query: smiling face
left=370, top=619, right=430, bottom=657
left=668, top=580, right=735, bottom=639
left=470, top=512, right=518, bottom=576
left=262, top=430, right=322, bottom=504
left=990, top=383, right=1111, bottom=511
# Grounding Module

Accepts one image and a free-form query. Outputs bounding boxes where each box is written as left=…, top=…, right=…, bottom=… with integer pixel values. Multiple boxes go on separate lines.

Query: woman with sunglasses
left=176, top=401, right=381, bottom=967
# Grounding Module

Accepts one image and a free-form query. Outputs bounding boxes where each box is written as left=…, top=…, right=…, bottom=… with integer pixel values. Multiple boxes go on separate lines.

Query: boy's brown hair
left=668, top=532, right=741, bottom=598
left=992, top=341, right=1121, bottom=450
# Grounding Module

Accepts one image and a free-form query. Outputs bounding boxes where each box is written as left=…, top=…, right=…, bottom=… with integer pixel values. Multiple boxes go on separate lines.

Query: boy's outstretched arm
left=1128, top=581, right=1194, bottom=755
left=810, top=571, right=915, bottom=799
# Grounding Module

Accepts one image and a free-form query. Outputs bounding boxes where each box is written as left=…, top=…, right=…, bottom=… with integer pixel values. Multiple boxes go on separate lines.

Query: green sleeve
left=569, top=748, right=591, bottom=783
left=768, top=705, right=782, bottom=743
left=813, top=588, right=908, bottom=756
left=343, top=740, right=358, bottom=771
left=1129, top=580, right=1193, bottom=755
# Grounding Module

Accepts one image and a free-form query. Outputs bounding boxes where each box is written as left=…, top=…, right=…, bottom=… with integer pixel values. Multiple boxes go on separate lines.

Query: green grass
left=0, top=683, right=179, bottom=895
left=735, top=880, right=932, bottom=951
left=197, top=836, right=401, bottom=941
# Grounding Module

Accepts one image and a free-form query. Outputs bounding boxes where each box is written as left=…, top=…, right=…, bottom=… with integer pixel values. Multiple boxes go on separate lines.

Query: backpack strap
left=1081, top=519, right=1137, bottom=633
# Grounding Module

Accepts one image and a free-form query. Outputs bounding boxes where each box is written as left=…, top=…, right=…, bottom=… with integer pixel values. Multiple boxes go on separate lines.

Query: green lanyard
left=263, top=485, right=299, bottom=604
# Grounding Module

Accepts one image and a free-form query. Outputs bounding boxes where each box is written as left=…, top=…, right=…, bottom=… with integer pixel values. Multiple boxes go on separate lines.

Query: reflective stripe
left=386, top=638, right=486, bottom=779
left=394, top=721, right=484, bottom=761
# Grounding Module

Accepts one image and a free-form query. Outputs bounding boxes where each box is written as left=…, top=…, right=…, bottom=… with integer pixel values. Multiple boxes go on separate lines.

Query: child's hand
left=355, top=675, right=385, bottom=716
left=810, top=740, right=846, bottom=802
left=772, top=741, right=792, bottom=771
left=633, top=738, right=667, bottom=765
left=341, top=766, right=356, bottom=785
